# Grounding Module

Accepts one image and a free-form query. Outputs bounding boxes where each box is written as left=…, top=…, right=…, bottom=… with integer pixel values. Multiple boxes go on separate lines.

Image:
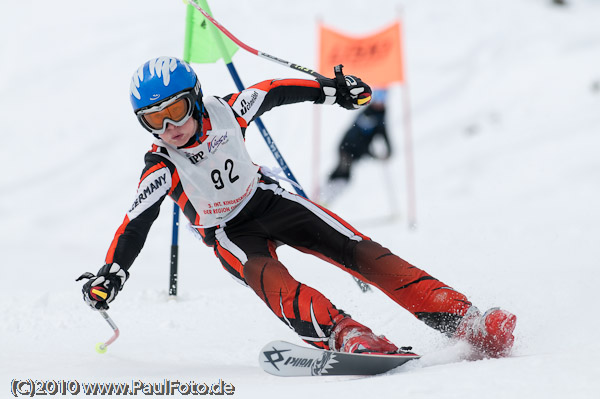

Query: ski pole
left=194, top=0, right=309, bottom=198
left=95, top=310, right=120, bottom=354
left=186, top=0, right=326, bottom=80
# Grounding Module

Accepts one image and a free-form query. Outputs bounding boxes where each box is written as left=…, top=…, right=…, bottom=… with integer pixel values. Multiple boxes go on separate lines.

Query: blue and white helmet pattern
left=130, top=56, right=201, bottom=113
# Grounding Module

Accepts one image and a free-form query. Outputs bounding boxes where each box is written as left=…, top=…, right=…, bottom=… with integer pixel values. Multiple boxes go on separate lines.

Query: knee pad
left=242, top=256, right=297, bottom=296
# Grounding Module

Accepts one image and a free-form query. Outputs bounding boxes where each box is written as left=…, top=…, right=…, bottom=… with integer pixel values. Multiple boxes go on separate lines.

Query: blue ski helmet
left=130, top=57, right=202, bottom=133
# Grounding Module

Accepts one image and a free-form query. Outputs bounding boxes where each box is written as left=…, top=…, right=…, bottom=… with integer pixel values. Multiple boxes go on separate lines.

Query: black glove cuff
left=97, top=263, right=129, bottom=291
left=314, top=77, right=336, bottom=104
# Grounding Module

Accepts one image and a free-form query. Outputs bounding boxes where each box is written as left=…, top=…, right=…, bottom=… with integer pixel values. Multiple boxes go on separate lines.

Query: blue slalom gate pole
left=169, top=203, right=180, bottom=296
left=224, top=62, right=307, bottom=198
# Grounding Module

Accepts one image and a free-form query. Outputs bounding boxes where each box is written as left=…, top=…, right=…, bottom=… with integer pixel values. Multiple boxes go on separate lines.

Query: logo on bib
left=184, top=149, right=206, bottom=165
left=208, top=132, right=229, bottom=154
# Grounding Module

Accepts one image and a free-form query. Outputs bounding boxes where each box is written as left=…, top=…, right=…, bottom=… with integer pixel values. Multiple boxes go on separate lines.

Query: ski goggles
left=135, top=92, right=195, bottom=135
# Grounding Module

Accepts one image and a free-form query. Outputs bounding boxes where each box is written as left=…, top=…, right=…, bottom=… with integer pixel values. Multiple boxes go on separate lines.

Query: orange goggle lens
left=141, top=97, right=190, bottom=130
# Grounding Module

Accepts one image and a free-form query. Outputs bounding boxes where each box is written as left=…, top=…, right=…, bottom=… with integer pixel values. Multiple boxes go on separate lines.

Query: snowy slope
left=1, top=0, right=600, bottom=397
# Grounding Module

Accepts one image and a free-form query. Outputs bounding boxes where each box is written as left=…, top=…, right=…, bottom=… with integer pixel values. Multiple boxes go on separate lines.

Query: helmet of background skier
left=371, top=89, right=388, bottom=105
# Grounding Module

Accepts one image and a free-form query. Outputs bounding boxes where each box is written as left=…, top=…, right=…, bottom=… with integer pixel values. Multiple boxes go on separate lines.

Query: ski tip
left=259, top=341, right=296, bottom=377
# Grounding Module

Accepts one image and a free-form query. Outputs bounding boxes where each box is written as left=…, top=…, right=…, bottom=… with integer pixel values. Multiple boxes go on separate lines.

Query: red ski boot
left=454, top=307, right=517, bottom=358
left=330, top=317, right=399, bottom=354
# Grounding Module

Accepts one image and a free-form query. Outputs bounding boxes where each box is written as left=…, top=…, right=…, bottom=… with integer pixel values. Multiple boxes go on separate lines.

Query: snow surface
left=2, top=0, right=600, bottom=397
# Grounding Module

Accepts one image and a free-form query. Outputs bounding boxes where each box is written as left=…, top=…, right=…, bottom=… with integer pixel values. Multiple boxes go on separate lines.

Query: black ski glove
left=315, top=64, right=372, bottom=110
left=77, top=263, right=129, bottom=310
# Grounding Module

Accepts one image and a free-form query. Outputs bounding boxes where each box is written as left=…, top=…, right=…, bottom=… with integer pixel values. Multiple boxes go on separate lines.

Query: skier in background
left=78, top=56, right=516, bottom=358
left=320, top=89, right=391, bottom=205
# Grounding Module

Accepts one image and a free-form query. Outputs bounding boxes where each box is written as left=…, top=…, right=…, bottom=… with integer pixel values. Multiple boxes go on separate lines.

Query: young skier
left=79, top=56, right=516, bottom=358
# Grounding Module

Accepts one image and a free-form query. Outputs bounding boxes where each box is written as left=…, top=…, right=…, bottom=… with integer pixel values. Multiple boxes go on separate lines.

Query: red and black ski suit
left=105, top=78, right=472, bottom=349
